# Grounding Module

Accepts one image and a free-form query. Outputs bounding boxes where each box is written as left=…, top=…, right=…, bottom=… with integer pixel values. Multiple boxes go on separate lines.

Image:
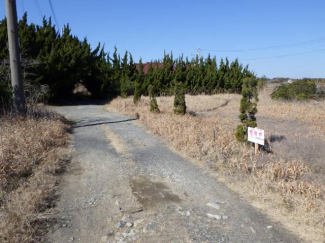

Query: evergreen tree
left=152, top=61, right=163, bottom=94
left=192, top=56, right=200, bottom=94
left=228, top=58, right=243, bottom=93
left=120, top=51, right=130, bottom=97
left=111, top=46, right=121, bottom=93
left=185, top=58, right=195, bottom=93
left=120, top=73, right=128, bottom=98
left=204, top=55, right=218, bottom=94
left=0, top=18, right=8, bottom=60
left=148, top=84, right=159, bottom=113
left=174, top=55, right=186, bottom=84
left=235, top=76, right=259, bottom=142
left=173, top=81, right=186, bottom=115
left=133, top=58, right=144, bottom=103
left=129, top=53, right=137, bottom=82
left=161, top=52, right=175, bottom=93
left=217, top=58, right=225, bottom=91
left=18, top=13, right=37, bottom=58
left=142, top=62, right=154, bottom=95
left=223, top=58, right=231, bottom=91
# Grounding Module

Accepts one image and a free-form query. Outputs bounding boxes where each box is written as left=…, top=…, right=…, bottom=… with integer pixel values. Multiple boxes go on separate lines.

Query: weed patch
left=0, top=109, right=70, bottom=242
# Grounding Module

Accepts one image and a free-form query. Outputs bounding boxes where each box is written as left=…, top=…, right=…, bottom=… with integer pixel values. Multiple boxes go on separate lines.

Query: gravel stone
left=207, top=202, right=220, bottom=210
left=207, top=213, right=221, bottom=220
left=126, top=222, right=133, bottom=227
left=101, top=236, right=108, bottom=242
left=116, top=221, right=126, bottom=228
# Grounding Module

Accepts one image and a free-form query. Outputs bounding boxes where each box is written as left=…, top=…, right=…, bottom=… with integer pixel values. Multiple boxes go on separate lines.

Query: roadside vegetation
left=0, top=14, right=256, bottom=107
left=0, top=108, right=70, bottom=242
left=271, top=79, right=322, bottom=100
left=107, top=88, right=325, bottom=243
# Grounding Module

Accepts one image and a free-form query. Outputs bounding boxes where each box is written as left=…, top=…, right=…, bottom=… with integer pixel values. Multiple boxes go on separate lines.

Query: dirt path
left=48, top=105, right=301, bottom=243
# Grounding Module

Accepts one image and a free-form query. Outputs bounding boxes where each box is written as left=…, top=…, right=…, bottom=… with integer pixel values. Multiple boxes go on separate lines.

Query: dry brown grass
left=0, top=109, right=70, bottom=243
left=107, top=90, right=325, bottom=242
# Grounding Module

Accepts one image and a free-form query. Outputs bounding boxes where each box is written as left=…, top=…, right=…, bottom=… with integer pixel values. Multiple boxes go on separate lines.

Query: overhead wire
left=201, top=37, right=325, bottom=52
left=240, top=48, right=325, bottom=61
left=20, top=0, right=25, bottom=13
left=33, top=0, right=43, bottom=18
left=48, top=0, right=61, bottom=32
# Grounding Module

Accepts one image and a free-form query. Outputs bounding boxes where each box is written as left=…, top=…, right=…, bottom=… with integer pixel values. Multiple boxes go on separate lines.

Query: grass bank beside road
left=107, top=88, right=325, bottom=243
left=0, top=108, right=70, bottom=243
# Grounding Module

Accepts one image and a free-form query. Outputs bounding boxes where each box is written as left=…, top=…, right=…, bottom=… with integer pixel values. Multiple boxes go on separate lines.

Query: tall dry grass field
left=107, top=87, right=325, bottom=243
left=0, top=109, right=69, bottom=243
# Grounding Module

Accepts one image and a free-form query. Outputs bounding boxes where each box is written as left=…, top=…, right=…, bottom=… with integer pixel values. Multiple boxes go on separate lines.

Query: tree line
left=0, top=14, right=255, bottom=106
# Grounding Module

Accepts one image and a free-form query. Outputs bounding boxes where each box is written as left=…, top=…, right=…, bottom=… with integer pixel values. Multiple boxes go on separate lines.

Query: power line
left=202, top=37, right=325, bottom=52
left=240, top=48, right=325, bottom=61
left=33, top=0, right=43, bottom=18
left=20, top=0, right=25, bottom=13
left=48, top=0, right=61, bottom=31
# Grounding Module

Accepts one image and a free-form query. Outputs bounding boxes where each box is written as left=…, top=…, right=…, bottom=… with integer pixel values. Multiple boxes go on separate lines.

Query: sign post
left=248, top=127, right=265, bottom=155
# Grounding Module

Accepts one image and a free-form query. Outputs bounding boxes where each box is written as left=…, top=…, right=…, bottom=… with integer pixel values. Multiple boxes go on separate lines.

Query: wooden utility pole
left=5, top=0, right=26, bottom=115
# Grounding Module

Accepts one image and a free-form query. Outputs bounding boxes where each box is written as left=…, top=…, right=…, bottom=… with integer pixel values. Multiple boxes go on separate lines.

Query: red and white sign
left=248, top=127, right=265, bottom=145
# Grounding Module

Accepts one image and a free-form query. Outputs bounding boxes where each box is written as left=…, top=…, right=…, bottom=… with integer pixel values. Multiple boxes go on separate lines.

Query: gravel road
left=48, top=105, right=301, bottom=243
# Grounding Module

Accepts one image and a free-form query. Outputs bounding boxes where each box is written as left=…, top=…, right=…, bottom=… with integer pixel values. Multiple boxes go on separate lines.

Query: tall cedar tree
left=134, top=58, right=143, bottom=103
left=120, top=51, right=130, bottom=98
left=161, top=52, right=174, bottom=93
left=111, top=46, right=121, bottom=94
left=142, top=62, right=154, bottom=95
left=235, top=76, right=259, bottom=142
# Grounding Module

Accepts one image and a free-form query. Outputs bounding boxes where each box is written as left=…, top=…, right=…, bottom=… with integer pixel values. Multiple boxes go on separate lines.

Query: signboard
left=248, top=127, right=264, bottom=146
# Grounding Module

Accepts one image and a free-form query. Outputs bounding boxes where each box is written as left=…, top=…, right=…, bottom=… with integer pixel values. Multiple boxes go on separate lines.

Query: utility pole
left=5, top=0, right=26, bottom=115
left=195, top=47, right=202, bottom=58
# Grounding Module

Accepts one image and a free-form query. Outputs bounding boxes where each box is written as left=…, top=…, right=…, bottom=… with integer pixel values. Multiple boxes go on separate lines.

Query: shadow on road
left=73, top=118, right=137, bottom=128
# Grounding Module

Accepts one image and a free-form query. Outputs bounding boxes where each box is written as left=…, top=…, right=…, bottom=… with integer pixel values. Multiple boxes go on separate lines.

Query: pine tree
left=173, top=81, right=186, bottom=115
left=198, top=57, right=206, bottom=93
left=174, top=55, right=186, bottom=84
left=217, top=58, right=225, bottom=91
left=133, top=58, right=144, bottom=103
left=185, top=58, right=195, bottom=93
left=142, top=62, right=154, bottom=95
left=152, top=61, right=163, bottom=94
left=235, top=76, right=259, bottom=142
left=120, top=51, right=130, bottom=97
left=148, top=84, right=159, bottom=113
left=223, top=58, right=231, bottom=91
left=120, top=74, right=128, bottom=98
left=204, top=55, right=218, bottom=94
left=161, top=52, right=175, bottom=93
left=18, top=13, right=37, bottom=58
left=128, top=53, right=137, bottom=94
left=111, top=46, right=121, bottom=93
left=228, top=58, right=243, bottom=93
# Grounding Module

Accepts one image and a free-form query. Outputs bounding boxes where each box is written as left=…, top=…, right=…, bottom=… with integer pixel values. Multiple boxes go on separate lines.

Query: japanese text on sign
left=248, top=127, right=265, bottom=145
